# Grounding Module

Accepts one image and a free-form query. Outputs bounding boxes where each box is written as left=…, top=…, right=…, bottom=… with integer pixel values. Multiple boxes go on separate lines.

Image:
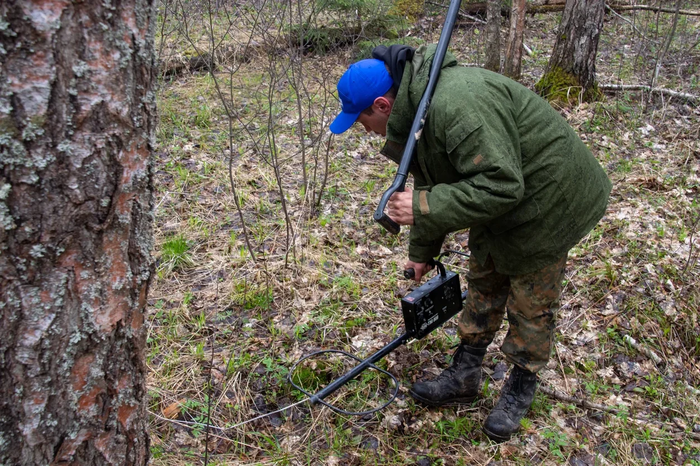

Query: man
left=329, top=44, right=611, bottom=441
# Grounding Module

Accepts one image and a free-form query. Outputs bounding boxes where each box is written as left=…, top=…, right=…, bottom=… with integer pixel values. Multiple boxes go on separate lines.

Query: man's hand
left=387, top=189, right=414, bottom=225
left=405, top=260, right=433, bottom=282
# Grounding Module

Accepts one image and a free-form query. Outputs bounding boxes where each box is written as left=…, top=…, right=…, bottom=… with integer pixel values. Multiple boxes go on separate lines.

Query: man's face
left=354, top=96, right=393, bottom=137
left=356, top=110, right=389, bottom=137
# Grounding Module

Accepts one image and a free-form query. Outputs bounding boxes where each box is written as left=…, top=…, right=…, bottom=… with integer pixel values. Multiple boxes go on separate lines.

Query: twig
left=554, top=344, right=570, bottom=393
left=539, top=385, right=619, bottom=413
left=204, top=332, right=214, bottom=466
left=650, top=0, right=681, bottom=93
left=425, top=1, right=487, bottom=24
left=682, top=212, right=700, bottom=276
left=623, top=334, right=663, bottom=366
left=604, top=3, right=648, bottom=40
left=599, top=84, right=699, bottom=103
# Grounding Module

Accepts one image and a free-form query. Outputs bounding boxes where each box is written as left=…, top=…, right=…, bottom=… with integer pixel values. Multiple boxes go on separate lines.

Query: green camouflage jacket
left=381, top=45, right=612, bottom=275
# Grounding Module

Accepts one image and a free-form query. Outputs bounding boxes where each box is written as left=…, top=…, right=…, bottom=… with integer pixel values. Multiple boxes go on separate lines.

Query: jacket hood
left=386, top=44, right=459, bottom=144
left=371, top=44, right=415, bottom=90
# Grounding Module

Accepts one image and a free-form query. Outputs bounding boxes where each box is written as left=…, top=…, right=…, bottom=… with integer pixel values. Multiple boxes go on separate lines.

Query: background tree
left=484, top=0, right=502, bottom=72
left=503, top=0, right=527, bottom=79
left=536, top=0, right=606, bottom=103
left=0, top=1, right=156, bottom=464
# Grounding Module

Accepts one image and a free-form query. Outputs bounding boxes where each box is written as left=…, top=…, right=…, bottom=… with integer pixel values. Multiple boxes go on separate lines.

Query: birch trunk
left=485, top=0, right=502, bottom=72
left=536, top=0, right=606, bottom=103
left=0, top=1, right=157, bottom=464
left=503, top=0, right=527, bottom=79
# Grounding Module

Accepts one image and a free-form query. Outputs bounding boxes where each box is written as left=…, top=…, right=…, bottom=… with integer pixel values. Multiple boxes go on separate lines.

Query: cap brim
left=329, top=110, right=361, bottom=134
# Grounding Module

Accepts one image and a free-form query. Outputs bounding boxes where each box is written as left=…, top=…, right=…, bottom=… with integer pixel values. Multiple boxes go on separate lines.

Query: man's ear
left=373, top=96, right=393, bottom=115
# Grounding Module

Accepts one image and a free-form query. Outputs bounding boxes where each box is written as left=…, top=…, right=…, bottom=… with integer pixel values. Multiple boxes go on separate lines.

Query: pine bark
left=503, top=0, right=527, bottom=80
left=0, top=1, right=156, bottom=465
left=538, top=0, right=606, bottom=100
left=484, top=0, right=502, bottom=72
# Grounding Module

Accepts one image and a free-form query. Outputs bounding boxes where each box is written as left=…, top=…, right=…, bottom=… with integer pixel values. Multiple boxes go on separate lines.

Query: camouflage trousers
left=457, top=253, right=568, bottom=373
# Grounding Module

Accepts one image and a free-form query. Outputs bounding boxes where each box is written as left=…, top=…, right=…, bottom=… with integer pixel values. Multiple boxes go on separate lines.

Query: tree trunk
left=536, top=0, right=605, bottom=103
left=484, top=0, right=502, bottom=72
left=0, top=1, right=156, bottom=465
left=503, top=0, right=527, bottom=80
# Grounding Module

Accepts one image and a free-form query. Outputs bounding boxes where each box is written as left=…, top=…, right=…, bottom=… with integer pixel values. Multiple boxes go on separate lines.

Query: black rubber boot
left=482, top=365, right=538, bottom=442
left=409, top=344, right=486, bottom=407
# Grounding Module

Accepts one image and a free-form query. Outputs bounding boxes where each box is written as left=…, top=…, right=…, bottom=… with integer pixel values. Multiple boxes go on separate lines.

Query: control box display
left=401, top=271, right=462, bottom=340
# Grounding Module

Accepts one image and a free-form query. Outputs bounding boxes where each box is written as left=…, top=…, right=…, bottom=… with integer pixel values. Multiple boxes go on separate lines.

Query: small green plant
left=333, top=274, right=361, bottom=299
left=159, top=234, right=194, bottom=273
left=193, top=103, right=212, bottom=128
left=246, top=289, right=273, bottom=310
left=435, top=416, right=476, bottom=441
left=191, top=341, right=205, bottom=360
left=541, top=428, right=569, bottom=461
left=341, top=317, right=366, bottom=334
left=294, top=322, right=310, bottom=339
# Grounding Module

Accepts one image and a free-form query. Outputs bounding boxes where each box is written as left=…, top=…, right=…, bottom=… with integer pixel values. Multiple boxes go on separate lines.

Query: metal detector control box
left=401, top=270, right=462, bottom=340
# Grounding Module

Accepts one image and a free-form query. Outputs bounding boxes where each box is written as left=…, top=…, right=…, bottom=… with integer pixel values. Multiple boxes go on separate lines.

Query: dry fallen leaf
left=161, top=399, right=187, bottom=419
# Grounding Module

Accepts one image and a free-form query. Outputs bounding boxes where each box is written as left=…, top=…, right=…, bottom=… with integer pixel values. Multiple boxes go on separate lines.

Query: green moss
left=0, top=116, right=18, bottom=140
left=535, top=66, right=602, bottom=105
left=391, top=0, right=425, bottom=21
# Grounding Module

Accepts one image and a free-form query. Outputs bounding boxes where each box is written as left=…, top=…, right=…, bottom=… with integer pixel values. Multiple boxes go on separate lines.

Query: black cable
left=288, top=349, right=400, bottom=416
left=438, top=249, right=471, bottom=261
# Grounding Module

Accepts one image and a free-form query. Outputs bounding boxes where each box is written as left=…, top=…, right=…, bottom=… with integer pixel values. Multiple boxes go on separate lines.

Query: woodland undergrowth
left=147, top=3, right=700, bottom=465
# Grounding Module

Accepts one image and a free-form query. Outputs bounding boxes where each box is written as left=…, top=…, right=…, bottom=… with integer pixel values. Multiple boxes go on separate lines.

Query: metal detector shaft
left=373, top=0, right=463, bottom=234
left=309, top=288, right=469, bottom=405
left=309, top=333, right=411, bottom=405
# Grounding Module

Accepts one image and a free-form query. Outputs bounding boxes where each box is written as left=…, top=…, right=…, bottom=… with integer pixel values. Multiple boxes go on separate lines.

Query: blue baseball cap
left=329, top=59, right=393, bottom=134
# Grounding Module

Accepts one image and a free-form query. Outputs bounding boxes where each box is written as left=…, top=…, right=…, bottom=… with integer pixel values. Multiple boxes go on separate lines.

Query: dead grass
left=147, top=6, right=700, bottom=466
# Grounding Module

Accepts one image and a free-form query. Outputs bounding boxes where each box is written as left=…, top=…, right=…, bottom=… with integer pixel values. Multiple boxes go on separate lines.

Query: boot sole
left=408, top=389, right=477, bottom=407
left=482, top=425, right=513, bottom=442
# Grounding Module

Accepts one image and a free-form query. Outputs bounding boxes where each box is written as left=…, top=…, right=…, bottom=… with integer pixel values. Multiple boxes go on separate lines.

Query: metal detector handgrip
left=403, top=257, right=439, bottom=280
left=373, top=0, right=463, bottom=234
left=373, top=175, right=406, bottom=235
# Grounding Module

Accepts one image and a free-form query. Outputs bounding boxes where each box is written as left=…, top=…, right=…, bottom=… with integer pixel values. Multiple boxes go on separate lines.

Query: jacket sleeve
left=408, top=113, right=525, bottom=262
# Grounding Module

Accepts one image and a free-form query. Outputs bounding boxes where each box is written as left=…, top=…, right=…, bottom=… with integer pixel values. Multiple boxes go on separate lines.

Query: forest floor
left=146, top=6, right=700, bottom=466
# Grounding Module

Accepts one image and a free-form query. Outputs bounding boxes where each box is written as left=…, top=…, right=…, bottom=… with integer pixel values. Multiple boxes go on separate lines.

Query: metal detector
left=373, top=0, right=464, bottom=234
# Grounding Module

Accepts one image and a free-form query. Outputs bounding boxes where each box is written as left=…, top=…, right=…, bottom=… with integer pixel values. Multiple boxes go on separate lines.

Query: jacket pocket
left=445, top=115, right=482, bottom=154
left=486, top=198, right=540, bottom=235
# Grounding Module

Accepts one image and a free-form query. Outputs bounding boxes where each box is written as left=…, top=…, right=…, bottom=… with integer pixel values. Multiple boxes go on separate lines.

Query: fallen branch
left=599, top=83, right=700, bottom=103
left=623, top=333, right=700, bottom=397
left=608, top=4, right=700, bottom=16
left=623, top=334, right=664, bottom=366
left=426, top=1, right=487, bottom=24
left=528, top=3, right=700, bottom=15
left=539, top=385, right=619, bottom=413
